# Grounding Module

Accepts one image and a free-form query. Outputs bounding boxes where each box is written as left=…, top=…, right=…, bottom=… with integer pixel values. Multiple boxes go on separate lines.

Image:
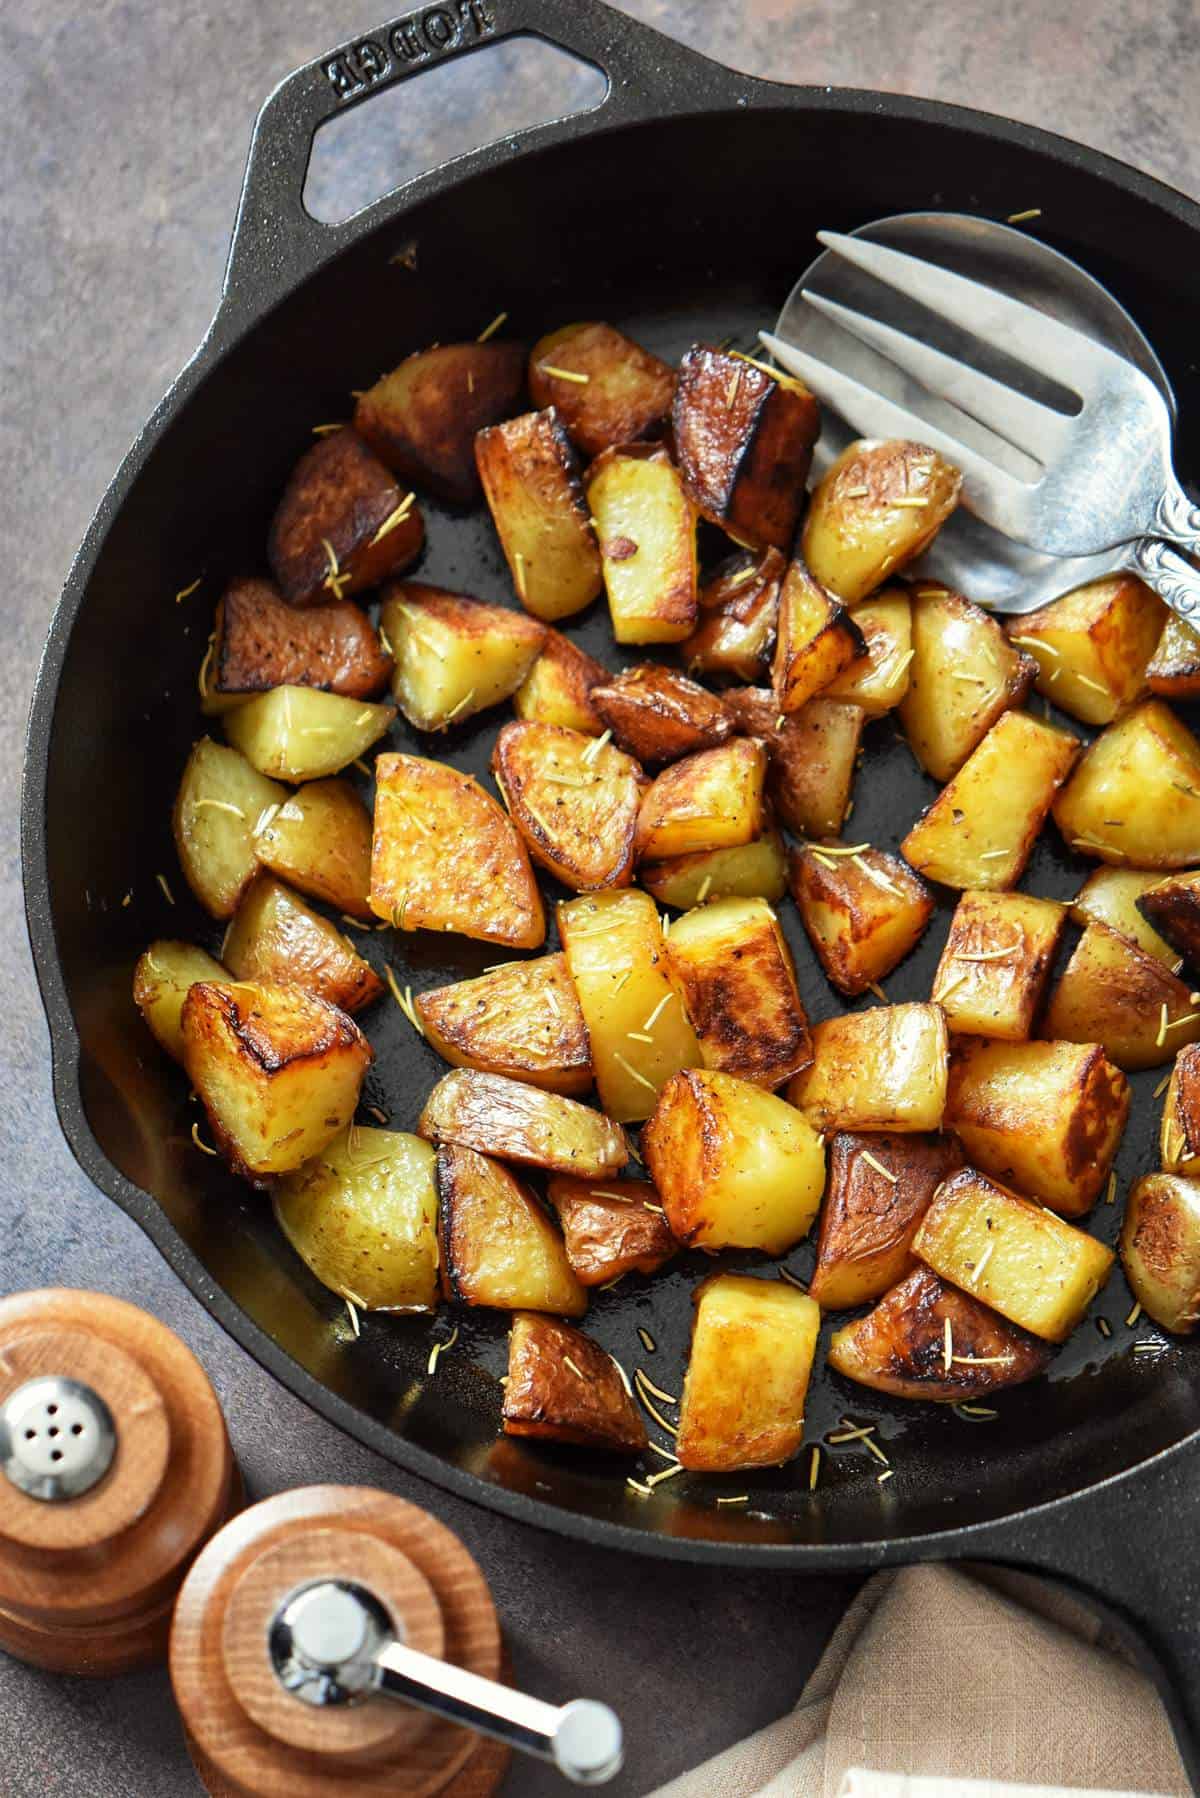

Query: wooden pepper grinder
left=0, top=1287, right=239, bottom=1675
left=170, top=1485, right=623, bottom=1797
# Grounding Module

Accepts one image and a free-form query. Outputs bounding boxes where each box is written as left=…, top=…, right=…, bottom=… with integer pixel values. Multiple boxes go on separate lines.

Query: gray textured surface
left=4, top=1, right=1199, bottom=1794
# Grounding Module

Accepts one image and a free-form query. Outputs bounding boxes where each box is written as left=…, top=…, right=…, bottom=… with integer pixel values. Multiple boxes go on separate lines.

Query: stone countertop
left=3, top=2, right=1198, bottom=1794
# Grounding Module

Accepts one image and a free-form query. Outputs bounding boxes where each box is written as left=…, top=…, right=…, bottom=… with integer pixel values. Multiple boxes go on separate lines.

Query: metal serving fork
left=760, top=231, right=1200, bottom=620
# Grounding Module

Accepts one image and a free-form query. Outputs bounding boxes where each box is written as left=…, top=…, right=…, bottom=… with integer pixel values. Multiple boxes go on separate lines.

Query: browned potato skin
left=1120, top=1173, right=1200, bottom=1333
left=503, top=1313, right=647, bottom=1451
left=492, top=721, right=643, bottom=891
left=416, top=955, right=592, bottom=1096
left=590, top=665, right=735, bottom=765
left=809, top=1132, right=963, bottom=1310
left=354, top=341, right=526, bottom=503
left=436, top=1144, right=586, bottom=1316
left=664, top=899, right=813, bottom=1089
left=545, top=1176, right=678, bottom=1285
left=528, top=323, right=675, bottom=458
left=827, top=1265, right=1050, bottom=1400
left=772, top=559, right=866, bottom=713
left=222, top=874, right=384, bottom=1014
left=683, top=548, right=784, bottom=684
left=672, top=346, right=819, bottom=550
left=513, top=629, right=609, bottom=734
left=931, top=890, right=1067, bottom=1041
left=267, top=428, right=424, bottom=606
left=1147, top=613, right=1200, bottom=699
left=1007, top=573, right=1164, bottom=726
left=789, top=844, right=934, bottom=996
left=418, top=1069, right=628, bottom=1177
left=634, top=737, right=768, bottom=862
left=724, top=688, right=865, bottom=838
left=1162, top=1043, right=1200, bottom=1175
left=1041, top=920, right=1200, bottom=1071
left=211, top=576, right=392, bottom=701
left=1138, top=870, right=1200, bottom=968
left=254, top=778, right=374, bottom=921
left=475, top=408, right=602, bottom=621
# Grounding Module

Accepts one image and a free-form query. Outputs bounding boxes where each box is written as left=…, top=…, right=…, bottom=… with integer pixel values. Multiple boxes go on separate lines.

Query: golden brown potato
left=221, top=875, right=383, bottom=1014
left=181, top=980, right=371, bottom=1182
left=788, top=1003, right=948, bottom=1135
left=1052, top=699, right=1200, bottom=867
left=809, top=1132, right=963, bottom=1311
left=545, top=1176, right=678, bottom=1286
left=683, top=548, right=784, bottom=684
left=503, top=1313, right=647, bottom=1451
left=945, top=1036, right=1129, bottom=1216
left=528, top=322, right=675, bottom=458
left=1041, top=919, right=1200, bottom=1070
left=789, top=843, right=934, bottom=997
left=675, top=1274, right=820, bottom=1473
left=824, top=588, right=914, bottom=716
left=770, top=559, right=866, bottom=714
left=173, top=738, right=287, bottom=919
left=379, top=582, right=544, bottom=732
left=803, top=440, right=962, bottom=604
left=253, top=778, right=374, bottom=921
left=671, top=347, right=819, bottom=551
left=354, top=340, right=526, bottom=503
left=913, top=1167, right=1114, bottom=1342
left=370, top=754, right=544, bottom=948
left=901, top=709, right=1080, bottom=891
left=724, top=689, right=864, bottom=838
left=1147, top=612, right=1200, bottom=699
left=898, top=583, right=1038, bottom=782
left=208, top=576, right=392, bottom=705
left=512, top=628, right=609, bottom=735
left=589, top=665, right=734, bottom=765
left=638, top=831, right=788, bottom=910
left=643, top=1068, right=825, bottom=1254
left=1008, top=573, right=1164, bottom=726
left=436, top=1144, right=585, bottom=1315
left=1073, top=868, right=1181, bottom=966
left=586, top=445, right=698, bottom=645
left=664, top=896, right=812, bottom=1088
left=133, top=940, right=228, bottom=1062
left=225, top=687, right=396, bottom=783
left=492, top=721, right=643, bottom=892
left=931, top=889, right=1066, bottom=1040
left=1161, top=1044, right=1200, bottom=1176
left=827, top=1265, right=1050, bottom=1401
left=267, top=428, right=424, bottom=606
left=476, top=408, right=602, bottom=621
left=416, top=954, right=591, bottom=1096
left=1137, top=869, right=1200, bottom=968
left=1120, top=1172, right=1200, bottom=1333
left=418, top=1069, right=627, bottom=1178
left=634, top=737, right=767, bottom=861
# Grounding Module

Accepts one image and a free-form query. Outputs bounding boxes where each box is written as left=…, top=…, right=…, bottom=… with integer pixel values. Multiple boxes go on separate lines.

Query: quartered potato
left=513, top=628, right=609, bottom=735
left=370, top=754, right=544, bottom=948
left=173, top=738, right=287, bottom=919
left=586, top=445, right=698, bottom=644
left=1161, top=1044, right=1200, bottom=1176
left=789, top=843, right=933, bottom=997
left=1147, top=612, right=1200, bottom=699
left=589, top=665, right=735, bottom=764
left=802, top=439, right=962, bottom=604
left=828, top=1265, right=1050, bottom=1402
left=267, top=428, right=423, bottom=606
left=416, top=954, right=592, bottom=1096
left=1121, top=1172, right=1200, bottom=1334
left=724, top=689, right=864, bottom=839
left=492, top=720, right=643, bottom=891
left=274, top=1127, right=439, bottom=1312
left=476, top=407, right=603, bottom=621
left=503, top=1313, right=647, bottom=1451
left=931, top=889, right=1066, bottom=1040
left=788, top=1003, right=948, bottom=1135
left=222, top=875, right=383, bottom=1014
left=225, top=687, right=396, bottom=782
left=380, top=582, right=545, bottom=732
left=354, top=340, right=526, bottom=503
left=208, top=576, right=392, bottom=705
left=133, top=940, right=228, bottom=1062
left=1137, top=868, right=1200, bottom=967
left=181, top=980, right=372, bottom=1181
left=436, top=1144, right=586, bottom=1315
left=1052, top=699, right=1200, bottom=867
left=1008, top=573, right=1164, bottom=726
left=253, top=778, right=374, bottom=920
left=418, top=1068, right=628, bottom=1177
left=528, top=322, right=676, bottom=457
left=664, top=896, right=812, bottom=1088
left=808, top=1131, right=963, bottom=1311
left=643, top=1068, right=825, bottom=1254
left=634, top=737, right=767, bottom=861
left=639, top=831, right=788, bottom=910
left=945, top=1036, right=1129, bottom=1216
left=545, top=1176, right=678, bottom=1286
left=771, top=559, right=865, bottom=714
left=675, top=1274, right=820, bottom=1473
left=1041, top=919, right=1200, bottom=1070
left=683, top=548, right=784, bottom=684
left=1073, top=868, right=1181, bottom=966
left=899, top=584, right=1038, bottom=782
left=913, top=1167, right=1114, bottom=1342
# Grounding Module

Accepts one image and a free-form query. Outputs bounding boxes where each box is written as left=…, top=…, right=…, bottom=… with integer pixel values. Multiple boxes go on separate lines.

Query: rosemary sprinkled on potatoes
left=344, top=1296, right=362, bottom=1337
left=426, top=1323, right=459, bottom=1375
left=1006, top=207, right=1042, bottom=224
left=175, top=577, right=202, bottom=603
left=538, top=363, right=590, bottom=384
left=191, top=1120, right=218, bottom=1156
left=477, top=310, right=508, bottom=343
left=157, top=873, right=176, bottom=905
left=859, top=1150, right=898, bottom=1184
left=715, top=1493, right=749, bottom=1506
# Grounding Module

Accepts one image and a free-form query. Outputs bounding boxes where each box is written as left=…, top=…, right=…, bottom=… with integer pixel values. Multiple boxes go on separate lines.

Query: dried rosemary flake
left=1007, top=207, right=1043, bottom=224
left=876, top=1469, right=895, bottom=1485
left=715, top=1493, right=749, bottom=1506
left=809, top=1446, right=821, bottom=1490
left=955, top=1403, right=998, bottom=1419
left=193, top=799, right=246, bottom=819
left=1106, top=1171, right=1118, bottom=1206
left=951, top=1352, right=1014, bottom=1366
left=779, top=1267, right=808, bottom=1291
left=477, top=310, right=508, bottom=343
left=953, top=939, right=1022, bottom=963
left=175, top=577, right=202, bottom=603
left=581, top=728, right=612, bottom=767
left=943, top=1317, right=953, bottom=1373
left=612, top=1357, right=634, bottom=1398
left=637, top=1326, right=656, bottom=1353
left=856, top=856, right=902, bottom=896
left=1096, top=1317, right=1113, bottom=1338
left=426, top=1324, right=459, bottom=1375
left=156, top=873, right=176, bottom=906
left=312, top=422, right=346, bottom=436
left=889, top=495, right=929, bottom=509
left=802, top=840, right=871, bottom=857
left=345, top=1297, right=362, bottom=1338
left=1126, top=1301, right=1143, bottom=1328
left=647, top=1463, right=683, bottom=1488
left=562, top=1355, right=585, bottom=1380
left=642, top=993, right=675, bottom=1032
left=842, top=485, right=870, bottom=498
left=635, top=1369, right=677, bottom=1406
left=647, top=1439, right=678, bottom=1463
left=443, top=687, right=477, bottom=723
left=970, top=1242, right=995, bottom=1287
left=626, top=1478, right=653, bottom=1497
left=370, top=492, right=416, bottom=546
left=626, top=1030, right=655, bottom=1045
left=866, top=981, right=888, bottom=1003
left=538, top=363, right=590, bottom=384
left=190, top=1120, right=218, bottom=1156
left=860, top=1149, right=898, bottom=1184
left=633, top=1385, right=678, bottom=1438
left=932, top=970, right=970, bottom=1005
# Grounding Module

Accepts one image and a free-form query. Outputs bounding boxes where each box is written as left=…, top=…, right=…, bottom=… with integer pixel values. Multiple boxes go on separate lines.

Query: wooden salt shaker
left=0, top=1287, right=238, bottom=1675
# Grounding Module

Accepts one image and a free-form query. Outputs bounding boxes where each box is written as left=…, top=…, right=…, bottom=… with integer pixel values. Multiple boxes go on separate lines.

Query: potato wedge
left=513, top=628, right=609, bottom=735
left=664, top=896, right=812, bottom=1087
left=809, top=1132, right=963, bottom=1311
left=559, top=890, right=701, bottom=1123
left=1120, top=1172, right=1200, bottom=1333
left=770, top=559, right=866, bottom=714
left=930, top=890, right=1066, bottom=1040
left=379, top=582, right=545, bottom=732
left=586, top=445, right=698, bottom=644
left=672, top=346, right=819, bottom=551
left=222, top=874, right=383, bottom=1014
left=503, top=1313, right=646, bottom=1450
left=913, top=1166, right=1114, bottom=1342
left=133, top=940, right=228, bottom=1062
left=354, top=340, right=525, bottom=503
left=789, top=843, right=934, bottom=997
left=370, top=754, right=544, bottom=948
left=643, top=1069, right=825, bottom=1254
left=181, top=980, right=371, bottom=1181
left=788, top=1003, right=948, bottom=1135
left=476, top=408, right=602, bottom=621
left=1147, top=612, right=1200, bottom=699
left=415, top=954, right=591, bottom=1096
left=1137, top=869, right=1200, bottom=968
left=824, top=588, right=914, bottom=716
left=827, top=1265, right=1050, bottom=1401
left=802, top=440, right=962, bottom=604
left=1008, top=573, right=1164, bottom=726
left=1040, top=919, right=1200, bottom=1071
left=1052, top=699, right=1200, bottom=867
left=528, top=322, right=675, bottom=458
left=898, top=583, right=1038, bottom=782
left=945, top=1036, right=1129, bottom=1217
left=545, top=1176, right=677, bottom=1286
left=683, top=547, right=783, bottom=684
left=675, top=1274, right=820, bottom=1473
left=724, top=689, right=864, bottom=839
left=208, top=576, right=392, bottom=705
left=173, top=738, right=287, bottom=919
left=1073, top=868, right=1181, bottom=966
left=273, top=1127, right=438, bottom=1312
left=590, top=665, right=734, bottom=765
left=225, top=687, right=396, bottom=782
left=492, top=721, right=643, bottom=891
left=634, top=737, right=767, bottom=861
left=253, top=778, right=374, bottom=921
left=638, top=831, right=788, bottom=910
left=1161, top=1044, right=1200, bottom=1177
left=901, top=709, right=1080, bottom=891
left=267, top=428, right=423, bottom=606
left=436, top=1144, right=585, bottom=1315
left=418, top=1068, right=627, bottom=1177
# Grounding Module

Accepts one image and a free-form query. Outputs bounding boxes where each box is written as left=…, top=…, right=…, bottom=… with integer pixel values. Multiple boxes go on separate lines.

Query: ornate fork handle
left=1155, top=483, right=1200, bottom=559
left=1128, top=538, right=1200, bottom=623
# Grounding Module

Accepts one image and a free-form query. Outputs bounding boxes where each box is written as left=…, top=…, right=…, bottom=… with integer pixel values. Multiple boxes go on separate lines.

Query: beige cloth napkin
left=650, top=1563, right=1190, bottom=1798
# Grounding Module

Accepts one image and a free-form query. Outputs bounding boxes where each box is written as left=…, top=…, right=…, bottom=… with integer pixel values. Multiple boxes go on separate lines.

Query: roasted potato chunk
left=274, top=1127, right=438, bottom=1312
left=380, top=582, right=544, bottom=732
left=770, top=559, right=865, bottom=714
left=436, top=1144, right=585, bottom=1315
left=802, top=440, right=962, bottom=604
left=492, top=721, right=643, bottom=892
left=225, top=687, right=396, bottom=783
left=503, top=1313, right=646, bottom=1451
left=476, top=408, right=602, bottom=621
left=354, top=340, right=525, bottom=503
left=665, top=896, right=812, bottom=1087
left=639, top=831, right=788, bottom=910
left=828, top=1265, right=1050, bottom=1401
left=416, top=954, right=591, bottom=1096
left=945, top=1036, right=1129, bottom=1216
left=683, top=548, right=784, bottom=684
left=133, top=940, right=228, bottom=1062
left=586, top=445, right=698, bottom=644
left=901, top=709, right=1080, bottom=891
left=1147, top=612, right=1200, bottom=699
left=899, top=583, right=1038, bottom=782
left=675, top=1274, right=820, bottom=1473
left=931, top=890, right=1066, bottom=1040
left=671, top=347, right=819, bottom=551
left=1074, top=868, right=1181, bottom=966
left=643, top=1069, right=825, bottom=1254
left=512, top=628, right=608, bottom=735
left=809, top=1132, right=963, bottom=1311
left=267, top=428, right=423, bottom=606
left=1137, top=869, right=1200, bottom=968
left=545, top=1176, right=678, bottom=1286
left=222, top=875, right=383, bottom=1014
left=208, top=576, right=392, bottom=705
left=253, top=778, right=373, bottom=920
left=634, top=737, right=767, bottom=861
left=181, top=980, right=371, bottom=1181
left=1008, top=573, right=1164, bottom=726
left=1041, top=919, right=1200, bottom=1070
left=370, top=754, right=544, bottom=948
left=418, top=1069, right=627, bottom=1178
left=528, top=322, right=675, bottom=457
left=790, top=843, right=933, bottom=997
left=724, top=689, right=864, bottom=839
left=1161, top=1044, right=1200, bottom=1177
left=824, top=588, right=914, bottom=716
left=589, top=665, right=734, bottom=765
left=1121, top=1173, right=1200, bottom=1334
left=173, top=738, right=287, bottom=919
left=1052, top=699, right=1200, bottom=867
left=913, top=1167, right=1114, bottom=1342
left=788, top=1003, right=948, bottom=1135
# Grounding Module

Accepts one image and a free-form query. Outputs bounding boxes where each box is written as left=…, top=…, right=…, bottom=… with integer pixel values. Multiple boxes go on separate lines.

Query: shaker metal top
left=0, top=1376, right=116, bottom=1501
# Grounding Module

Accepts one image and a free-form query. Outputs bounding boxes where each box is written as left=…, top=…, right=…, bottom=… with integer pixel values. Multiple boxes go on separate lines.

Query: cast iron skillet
left=22, top=0, right=1200, bottom=1776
